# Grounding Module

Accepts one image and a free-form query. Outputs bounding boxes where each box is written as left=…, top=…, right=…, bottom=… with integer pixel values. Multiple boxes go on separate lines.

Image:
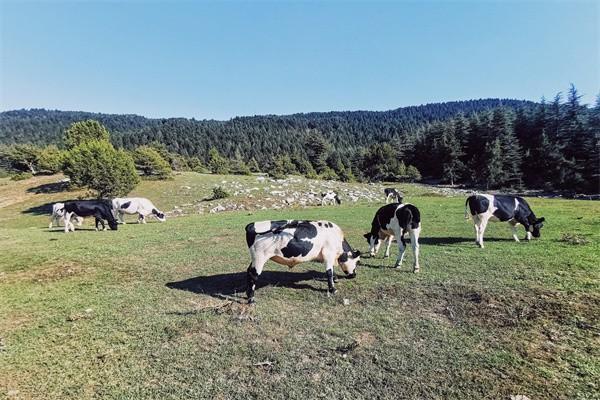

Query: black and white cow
left=364, top=203, right=422, bottom=272
left=465, top=194, right=545, bottom=248
left=62, top=200, right=118, bottom=232
left=384, top=188, right=403, bottom=204
left=49, top=202, right=83, bottom=229
left=321, top=191, right=341, bottom=206
left=245, top=220, right=361, bottom=303
left=112, top=197, right=166, bottom=224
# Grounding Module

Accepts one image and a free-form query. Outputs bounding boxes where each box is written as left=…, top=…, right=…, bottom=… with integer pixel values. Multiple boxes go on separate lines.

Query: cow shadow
left=419, top=237, right=514, bottom=246
left=166, top=269, right=331, bottom=302
left=26, top=181, right=70, bottom=194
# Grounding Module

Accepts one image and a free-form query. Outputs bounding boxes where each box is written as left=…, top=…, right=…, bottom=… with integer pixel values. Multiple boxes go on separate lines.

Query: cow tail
left=464, top=197, right=471, bottom=220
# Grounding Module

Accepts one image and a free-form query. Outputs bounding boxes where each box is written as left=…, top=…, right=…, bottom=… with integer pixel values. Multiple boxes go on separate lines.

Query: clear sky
left=1, top=0, right=598, bottom=120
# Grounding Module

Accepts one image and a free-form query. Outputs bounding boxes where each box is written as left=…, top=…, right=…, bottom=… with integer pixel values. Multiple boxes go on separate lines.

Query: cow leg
left=324, top=260, right=337, bottom=295
left=246, top=259, right=266, bottom=304
left=510, top=222, right=520, bottom=242
left=394, top=232, right=407, bottom=269
left=118, top=211, right=126, bottom=224
left=526, top=231, right=532, bottom=241
left=384, top=235, right=393, bottom=258
left=63, top=212, right=72, bottom=233
left=477, top=218, right=488, bottom=248
left=410, top=227, right=421, bottom=273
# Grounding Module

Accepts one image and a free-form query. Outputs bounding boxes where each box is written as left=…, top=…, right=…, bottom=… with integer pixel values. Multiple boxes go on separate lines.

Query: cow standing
left=364, top=203, right=422, bottom=272
left=63, top=200, right=118, bottom=232
left=465, top=194, right=545, bottom=248
left=49, top=202, right=83, bottom=229
left=384, top=188, right=403, bottom=204
left=112, top=197, right=166, bottom=224
left=321, top=191, right=341, bottom=206
left=245, top=220, right=361, bottom=303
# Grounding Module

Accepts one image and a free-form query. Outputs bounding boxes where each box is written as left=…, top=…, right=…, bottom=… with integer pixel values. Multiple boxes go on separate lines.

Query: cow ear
left=352, top=250, right=361, bottom=258
left=538, top=217, right=545, bottom=223
left=363, top=233, right=370, bottom=239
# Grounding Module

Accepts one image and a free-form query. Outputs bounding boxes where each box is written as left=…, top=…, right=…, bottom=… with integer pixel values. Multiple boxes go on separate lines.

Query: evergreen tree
left=65, top=120, right=110, bottom=149
left=208, top=147, right=229, bottom=174
left=133, top=146, right=172, bottom=179
left=305, top=131, right=330, bottom=173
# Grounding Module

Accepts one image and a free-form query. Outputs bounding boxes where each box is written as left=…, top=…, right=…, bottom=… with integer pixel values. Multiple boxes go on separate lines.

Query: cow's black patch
left=280, top=222, right=317, bottom=258
left=492, top=195, right=519, bottom=222
left=120, top=201, right=131, bottom=210
left=396, top=204, right=421, bottom=231
left=467, top=195, right=490, bottom=216
left=318, top=222, right=322, bottom=226
left=245, top=223, right=257, bottom=247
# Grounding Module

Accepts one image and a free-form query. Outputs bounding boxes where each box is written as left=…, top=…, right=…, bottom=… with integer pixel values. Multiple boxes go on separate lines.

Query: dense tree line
left=1, top=91, right=598, bottom=192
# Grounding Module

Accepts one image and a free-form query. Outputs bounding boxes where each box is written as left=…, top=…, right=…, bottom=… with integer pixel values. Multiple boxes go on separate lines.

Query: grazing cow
left=245, top=220, right=361, bottom=303
left=364, top=203, right=422, bottom=272
left=112, top=197, right=166, bottom=224
left=465, top=194, right=545, bottom=248
left=384, top=188, right=403, bottom=204
left=63, top=200, right=118, bottom=232
left=321, top=191, right=341, bottom=206
left=48, top=202, right=83, bottom=229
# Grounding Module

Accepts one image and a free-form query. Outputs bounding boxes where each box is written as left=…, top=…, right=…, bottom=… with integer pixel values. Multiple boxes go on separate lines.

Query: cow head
left=338, top=249, right=361, bottom=278
left=152, top=208, right=166, bottom=222
left=530, top=217, right=545, bottom=238
left=364, top=232, right=383, bottom=256
left=108, top=219, right=118, bottom=230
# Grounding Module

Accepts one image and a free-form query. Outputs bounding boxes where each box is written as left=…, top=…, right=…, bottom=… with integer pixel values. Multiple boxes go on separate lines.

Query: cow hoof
left=95, top=228, right=98, bottom=231
left=384, top=255, right=390, bottom=259
left=247, top=298, right=255, bottom=305
left=327, top=289, right=337, bottom=296
left=413, top=267, right=420, bottom=273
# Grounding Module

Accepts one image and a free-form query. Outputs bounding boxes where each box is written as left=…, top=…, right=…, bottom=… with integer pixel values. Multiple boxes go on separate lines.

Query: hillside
left=0, top=99, right=535, bottom=153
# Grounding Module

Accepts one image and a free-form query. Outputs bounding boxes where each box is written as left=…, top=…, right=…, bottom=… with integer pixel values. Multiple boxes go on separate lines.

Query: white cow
left=245, top=220, right=361, bottom=303
left=112, top=197, right=166, bottom=224
left=48, top=202, right=83, bottom=229
left=321, top=191, right=341, bottom=206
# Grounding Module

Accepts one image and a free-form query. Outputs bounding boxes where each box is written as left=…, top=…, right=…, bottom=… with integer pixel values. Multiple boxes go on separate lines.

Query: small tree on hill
left=63, top=140, right=139, bottom=197
left=133, top=146, right=172, bottom=179
left=208, top=147, right=229, bottom=174
left=62, top=120, right=139, bottom=197
left=65, top=120, right=110, bottom=149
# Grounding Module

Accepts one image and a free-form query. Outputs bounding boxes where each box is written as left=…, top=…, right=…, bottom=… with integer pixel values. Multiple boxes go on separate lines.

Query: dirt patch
left=0, top=261, right=87, bottom=284
left=368, top=283, right=599, bottom=330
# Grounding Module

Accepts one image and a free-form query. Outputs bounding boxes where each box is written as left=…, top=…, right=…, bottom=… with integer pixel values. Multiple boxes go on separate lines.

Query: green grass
left=0, top=174, right=599, bottom=399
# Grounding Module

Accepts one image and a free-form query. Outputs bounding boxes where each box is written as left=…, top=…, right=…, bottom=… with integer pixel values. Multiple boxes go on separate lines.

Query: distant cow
left=364, top=203, right=422, bottom=272
left=321, top=191, right=341, bottom=206
left=63, top=200, right=118, bottom=232
left=465, top=194, right=545, bottom=248
left=384, top=188, right=403, bottom=204
left=245, top=220, right=361, bottom=303
left=48, top=202, right=83, bottom=229
left=112, top=197, right=166, bottom=224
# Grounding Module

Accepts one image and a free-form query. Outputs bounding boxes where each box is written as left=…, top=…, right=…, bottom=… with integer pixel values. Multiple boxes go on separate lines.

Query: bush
left=406, top=165, right=422, bottom=182
left=65, top=120, right=110, bottom=149
left=210, top=186, right=230, bottom=200
left=37, top=145, right=64, bottom=174
left=208, top=148, right=229, bottom=174
left=231, top=160, right=252, bottom=175
left=63, top=140, right=140, bottom=197
left=133, top=146, right=172, bottom=179
left=319, top=166, right=339, bottom=181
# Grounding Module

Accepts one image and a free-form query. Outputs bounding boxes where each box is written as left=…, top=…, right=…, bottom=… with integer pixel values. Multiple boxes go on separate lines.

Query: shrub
left=65, top=120, right=110, bottom=149
left=210, top=186, right=230, bottom=200
left=37, top=145, right=64, bottom=174
left=133, top=146, right=172, bottom=179
left=319, top=166, right=339, bottom=181
left=231, top=160, right=252, bottom=175
left=406, top=165, right=422, bottom=182
left=63, top=140, right=140, bottom=197
left=208, top=148, right=229, bottom=174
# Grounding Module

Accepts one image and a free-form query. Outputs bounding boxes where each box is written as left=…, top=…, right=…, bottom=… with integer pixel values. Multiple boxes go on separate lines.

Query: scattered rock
left=210, top=205, right=226, bottom=213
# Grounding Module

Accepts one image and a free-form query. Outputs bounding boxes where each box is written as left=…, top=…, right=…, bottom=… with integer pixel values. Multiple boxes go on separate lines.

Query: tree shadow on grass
left=22, top=202, right=55, bottom=216
left=166, top=269, right=333, bottom=303
left=26, top=181, right=70, bottom=194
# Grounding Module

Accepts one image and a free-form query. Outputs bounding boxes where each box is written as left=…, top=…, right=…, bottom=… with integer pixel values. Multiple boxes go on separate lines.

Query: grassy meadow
left=0, top=173, right=598, bottom=399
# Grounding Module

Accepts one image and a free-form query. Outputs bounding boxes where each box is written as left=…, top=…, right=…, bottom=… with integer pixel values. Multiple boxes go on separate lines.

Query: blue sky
left=1, top=0, right=598, bottom=120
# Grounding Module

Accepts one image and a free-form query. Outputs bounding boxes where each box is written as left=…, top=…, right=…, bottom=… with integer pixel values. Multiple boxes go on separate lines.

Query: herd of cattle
left=48, top=190, right=545, bottom=304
